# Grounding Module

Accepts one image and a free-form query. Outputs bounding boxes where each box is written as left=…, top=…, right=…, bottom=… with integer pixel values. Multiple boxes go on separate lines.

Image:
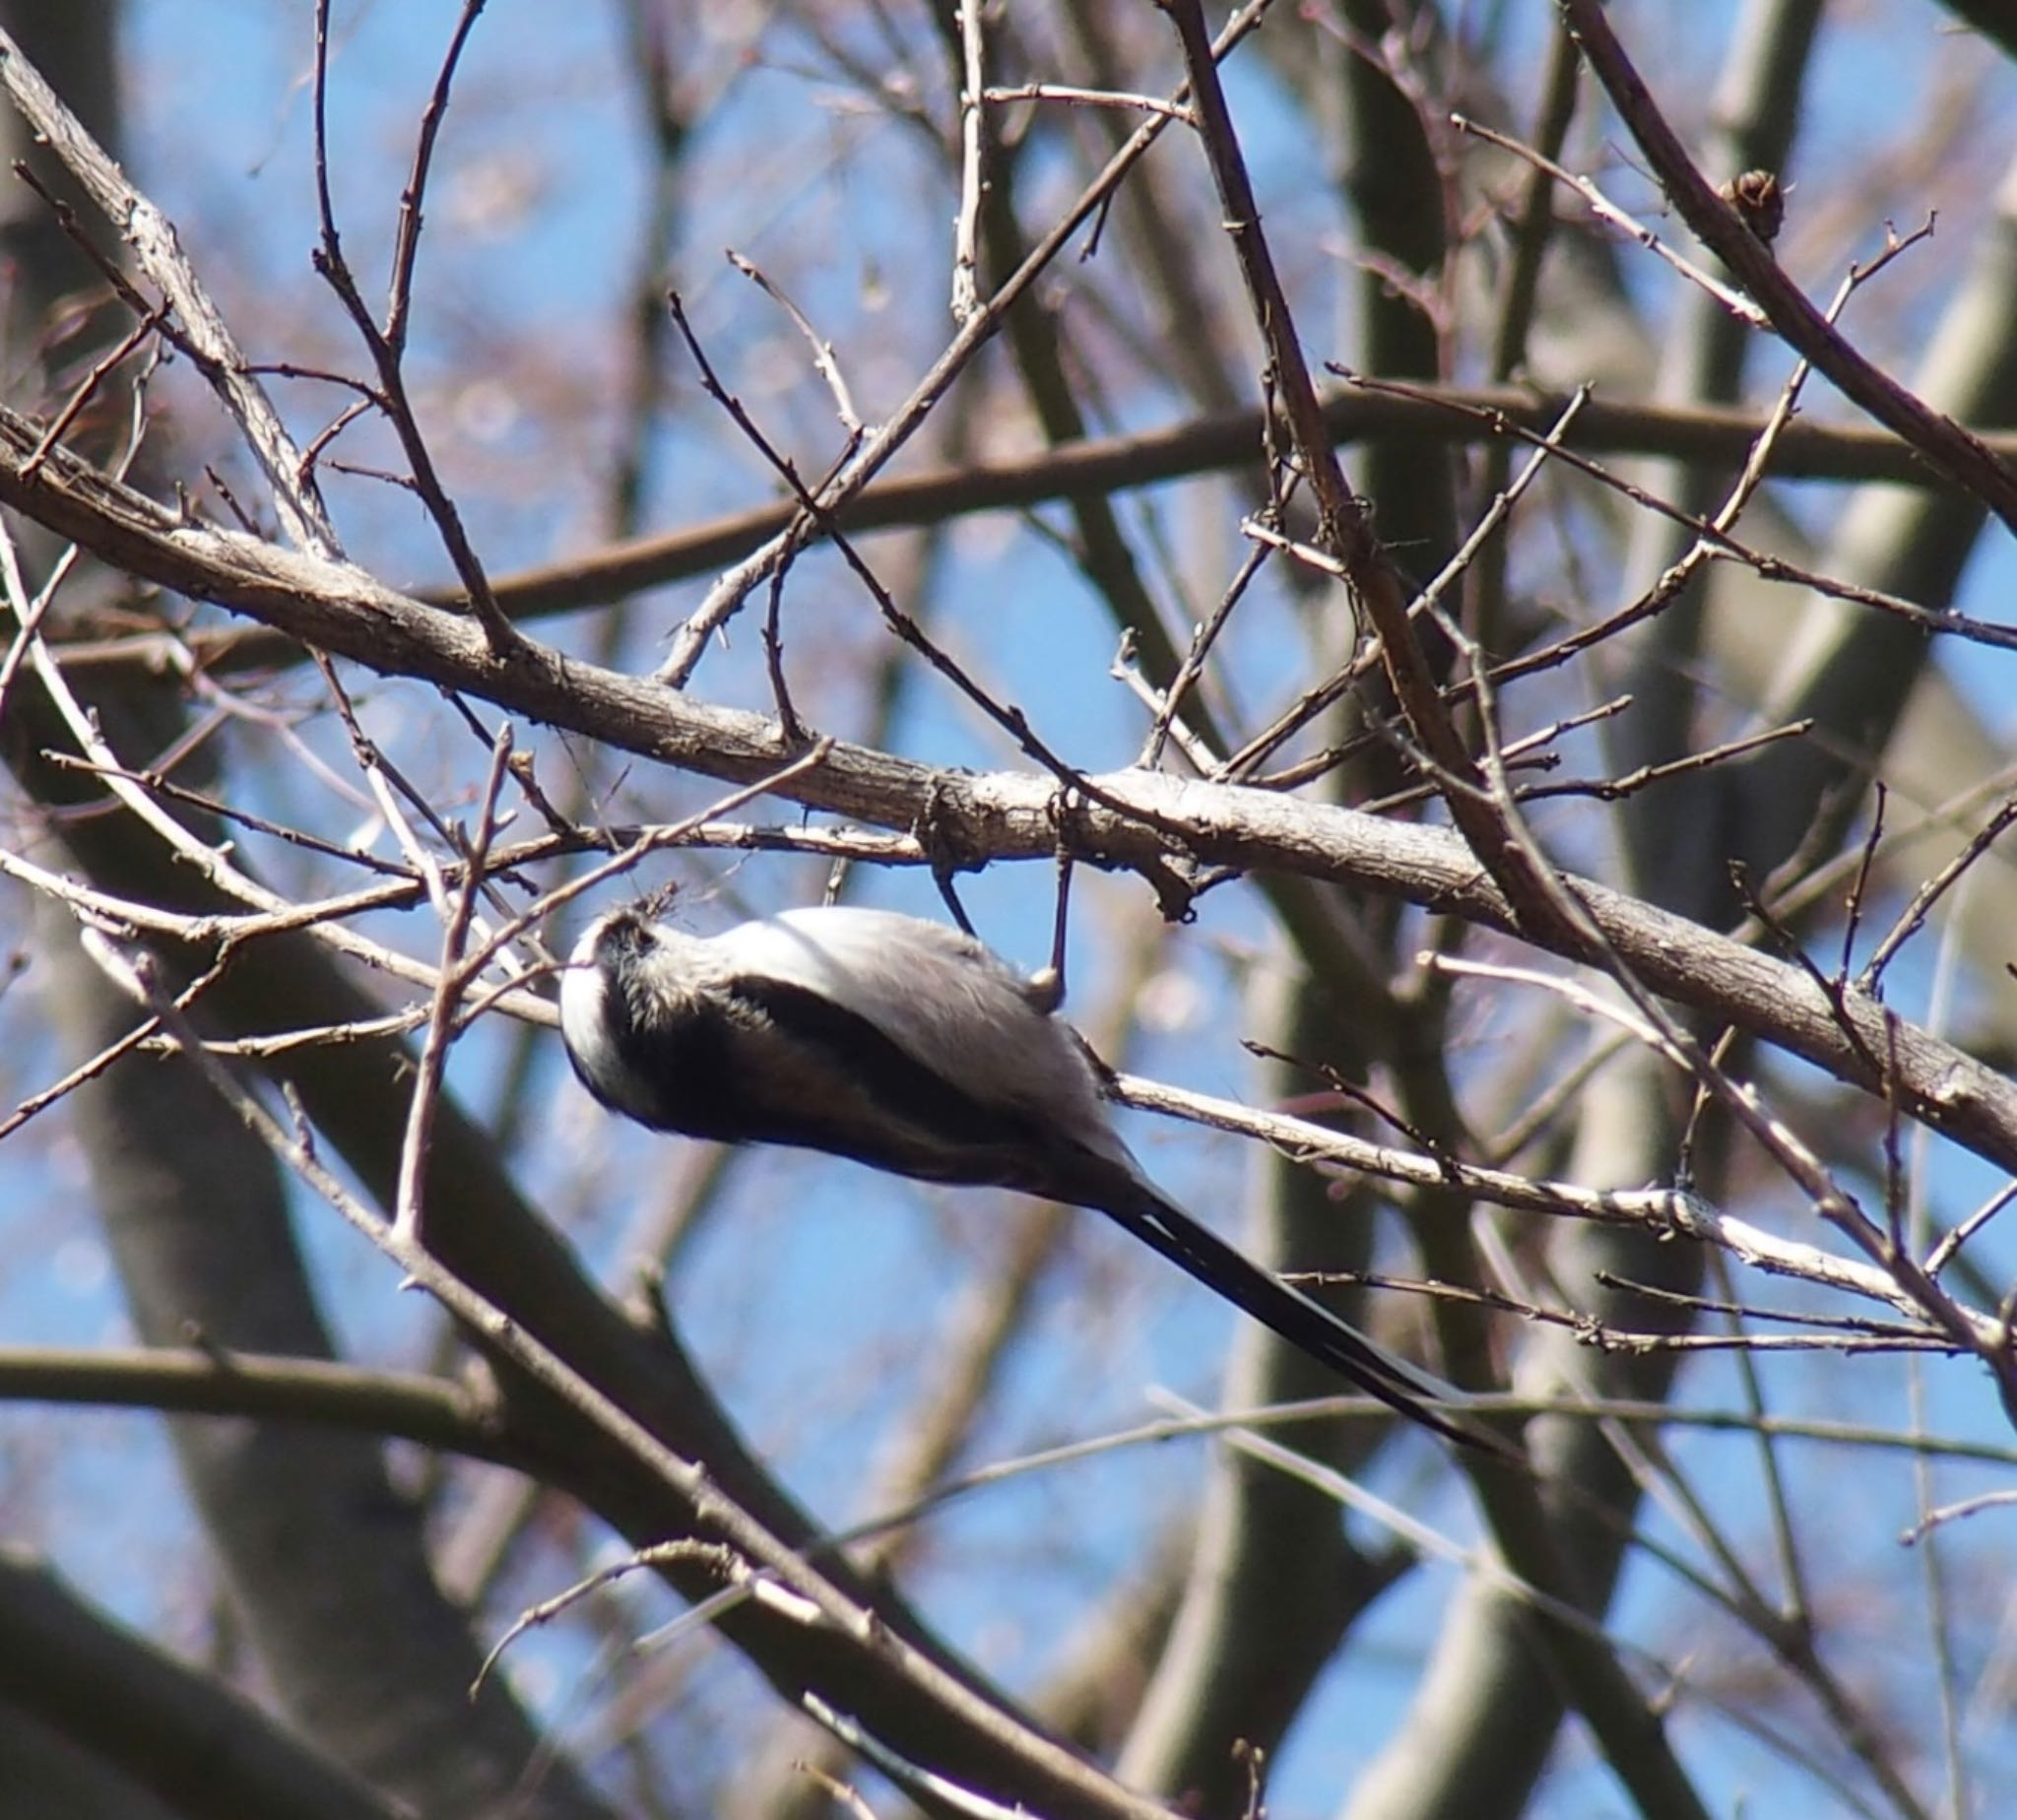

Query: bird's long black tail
left=1095, top=1175, right=1493, bottom=1453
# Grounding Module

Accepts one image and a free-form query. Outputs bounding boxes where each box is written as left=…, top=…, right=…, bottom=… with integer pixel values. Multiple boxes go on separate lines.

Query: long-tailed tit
left=560, top=903, right=1480, bottom=1447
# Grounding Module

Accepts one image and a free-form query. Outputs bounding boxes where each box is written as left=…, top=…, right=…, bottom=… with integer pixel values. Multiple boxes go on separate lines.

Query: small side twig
left=308, top=0, right=517, bottom=653
left=393, top=723, right=516, bottom=1244
left=1555, top=0, right=2017, bottom=532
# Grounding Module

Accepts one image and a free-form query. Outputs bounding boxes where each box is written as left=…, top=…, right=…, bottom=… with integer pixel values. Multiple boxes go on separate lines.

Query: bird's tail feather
left=1099, top=1177, right=1494, bottom=1453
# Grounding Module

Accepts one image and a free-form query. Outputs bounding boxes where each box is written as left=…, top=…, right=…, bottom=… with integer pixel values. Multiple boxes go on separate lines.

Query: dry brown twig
left=1555, top=0, right=2017, bottom=531
left=654, top=0, right=1274, bottom=685
left=306, top=0, right=517, bottom=652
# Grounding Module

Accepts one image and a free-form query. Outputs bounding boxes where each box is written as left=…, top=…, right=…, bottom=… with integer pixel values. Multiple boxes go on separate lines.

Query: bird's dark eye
left=599, top=913, right=654, bottom=960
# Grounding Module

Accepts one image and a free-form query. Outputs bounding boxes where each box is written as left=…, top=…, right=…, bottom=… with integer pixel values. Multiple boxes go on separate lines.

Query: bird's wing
left=715, top=908, right=1130, bottom=1163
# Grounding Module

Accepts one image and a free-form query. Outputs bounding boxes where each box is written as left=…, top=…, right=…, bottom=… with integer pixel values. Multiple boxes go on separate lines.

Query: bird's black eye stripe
left=725, top=972, right=1043, bottom=1158
left=595, top=912, right=654, bottom=962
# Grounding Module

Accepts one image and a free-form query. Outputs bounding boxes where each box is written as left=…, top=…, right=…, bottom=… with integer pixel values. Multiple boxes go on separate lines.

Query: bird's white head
left=558, top=910, right=654, bottom=1118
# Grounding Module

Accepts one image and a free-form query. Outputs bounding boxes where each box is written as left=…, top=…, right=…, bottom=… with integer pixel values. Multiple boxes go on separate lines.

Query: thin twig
left=308, top=0, right=515, bottom=651
left=983, top=83, right=1197, bottom=125
left=1555, top=0, right=2017, bottom=530
left=1452, top=113, right=1766, bottom=325
left=655, top=0, right=1273, bottom=684
left=393, top=725, right=515, bottom=1242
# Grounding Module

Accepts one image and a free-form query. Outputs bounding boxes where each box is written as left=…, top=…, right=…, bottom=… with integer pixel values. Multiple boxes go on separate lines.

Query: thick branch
left=0, top=1549, right=403, bottom=1820
left=49, top=381, right=2017, bottom=682
left=5, top=425, right=2017, bottom=1174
